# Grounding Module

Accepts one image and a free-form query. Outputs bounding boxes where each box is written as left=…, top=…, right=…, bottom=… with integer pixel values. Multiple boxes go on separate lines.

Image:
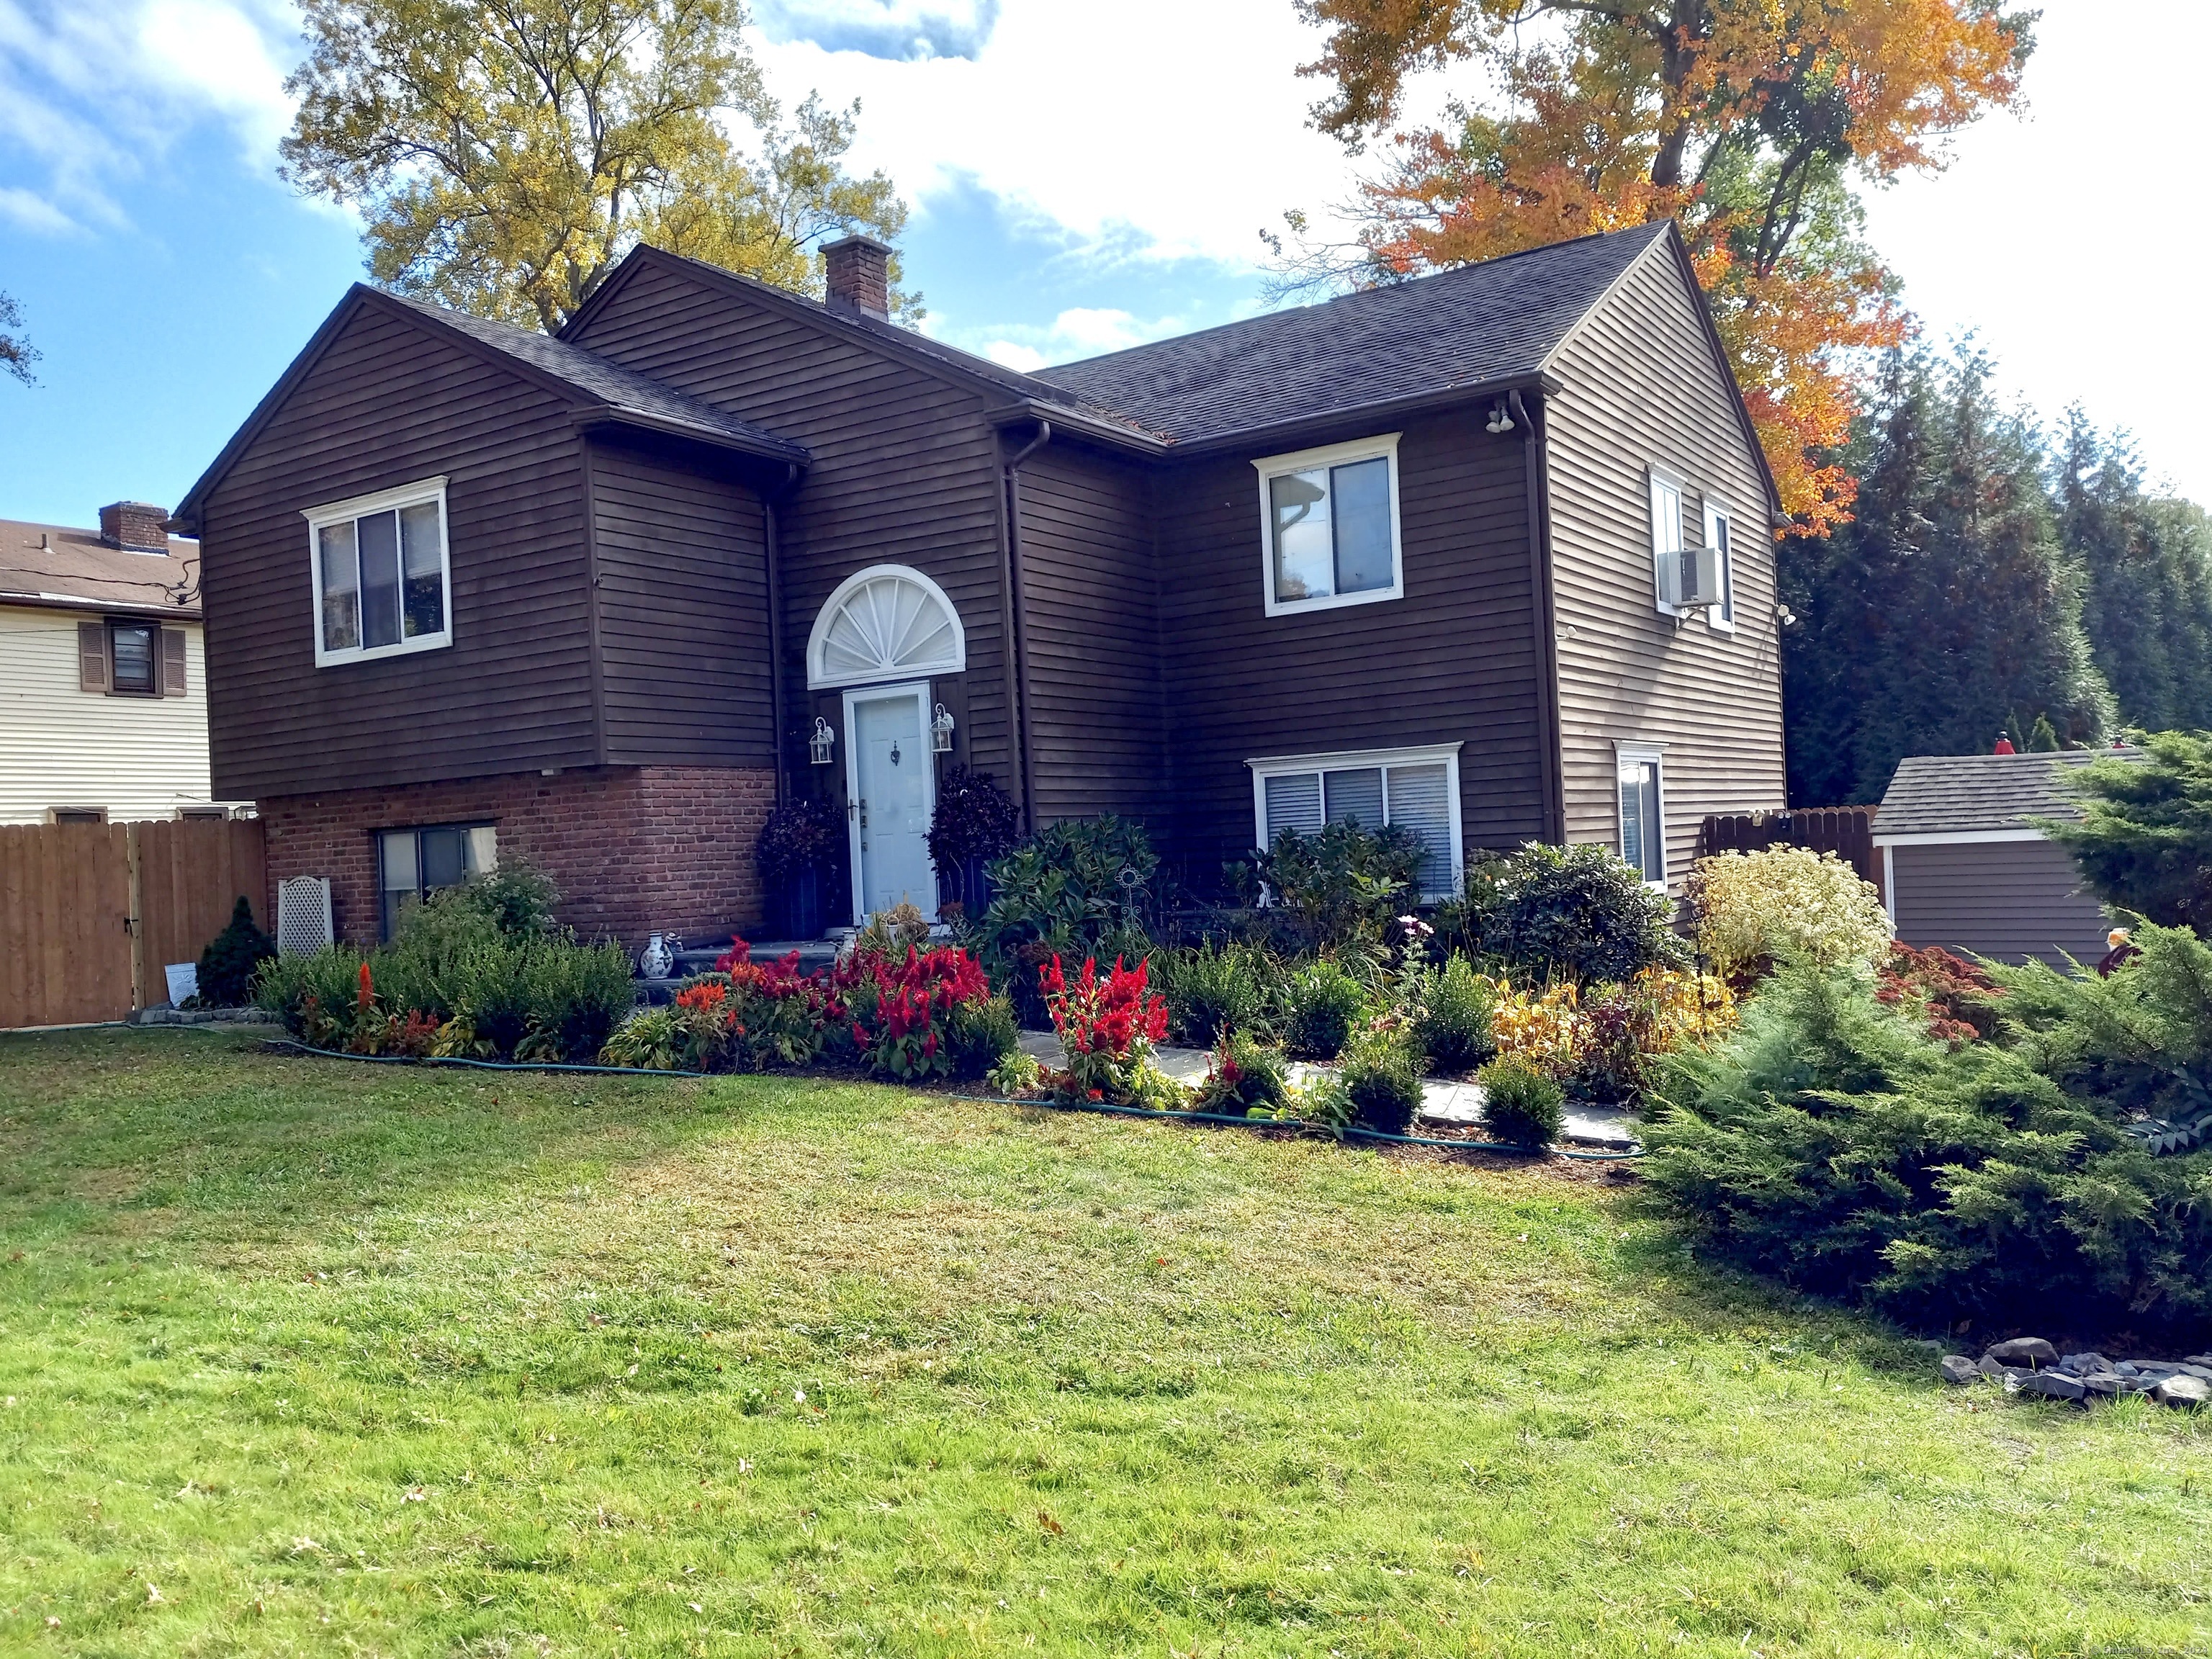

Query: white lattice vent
left=276, top=876, right=334, bottom=956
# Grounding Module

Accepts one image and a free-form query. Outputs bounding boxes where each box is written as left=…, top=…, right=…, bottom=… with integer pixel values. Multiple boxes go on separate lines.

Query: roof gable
left=176, top=286, right=806, bottom=528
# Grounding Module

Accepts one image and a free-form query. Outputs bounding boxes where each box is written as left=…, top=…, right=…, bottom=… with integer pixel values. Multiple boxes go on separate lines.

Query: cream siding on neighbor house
left=0, top=606, right=215, bottom=823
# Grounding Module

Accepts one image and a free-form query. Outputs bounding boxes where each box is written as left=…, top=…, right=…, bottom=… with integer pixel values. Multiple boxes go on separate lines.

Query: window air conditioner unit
left=1676, top=543, right=1724, bottom=611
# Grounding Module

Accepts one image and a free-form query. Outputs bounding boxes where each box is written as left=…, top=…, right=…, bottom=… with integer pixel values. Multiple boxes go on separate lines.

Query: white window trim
left=1701, top=495, right=1736, bottom=631
left=806, top=562, right=968, bottom=690
left=1614, top=739, right=1669, bottom=889
left=1245, top=741, right=1464, bottom=896
left=1648, top=466, right=1685, bottom=617
left=302, top=475, right=453, bottom=668
left=1252, top=433, right=1405, bottom=618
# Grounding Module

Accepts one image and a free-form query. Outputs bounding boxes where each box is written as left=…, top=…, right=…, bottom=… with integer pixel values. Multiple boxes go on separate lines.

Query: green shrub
left=255, top=944, right=367, bottom=1038
left=1443, top=842, right=1685, bottom=984
left=948, top=994, right=1021, bottom=1081
left=1642, top=959, right=2212, bottom=1337
left=601, top=1007, right=683, bottom=1070
left=1478, top=1058, right=1565, bottom=1148
left=1689, top=845, right=1891, bottom=986
left=1283, top=959, right=1368, bottom=1060
left=2040, top=731, right=2212, bottom=932
left=1339, top=1025, right=1424, bottom=1135
left=973, top=815, right=1159, bottom=1022
left=195, top=896, right=274, bottom=1007
left=1154, top=939, right=1269, bottom=1046
left=1244, top=819, right=1424, bottom=949
left=1191, top=1028, right=1292, bottom=1118
left=521, top=939, right=637, bottom=1061
left=1409, top=953, right=1495, bottom=1074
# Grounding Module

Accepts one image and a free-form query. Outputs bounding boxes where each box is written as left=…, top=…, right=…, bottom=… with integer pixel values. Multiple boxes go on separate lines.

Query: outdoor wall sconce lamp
left=930, top=703, right=956, bottom=753
left=809, top=717, right=836, bottom=765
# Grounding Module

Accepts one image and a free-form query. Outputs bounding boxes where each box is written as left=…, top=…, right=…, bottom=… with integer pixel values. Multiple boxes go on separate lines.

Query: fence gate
left=0, top=817, right=269, bottom=1030
left=1696, top=806, right=1882, bottom=905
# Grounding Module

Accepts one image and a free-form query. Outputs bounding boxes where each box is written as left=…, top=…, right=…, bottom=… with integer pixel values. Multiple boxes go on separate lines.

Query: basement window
left=378, top=822, right=497, bottom=939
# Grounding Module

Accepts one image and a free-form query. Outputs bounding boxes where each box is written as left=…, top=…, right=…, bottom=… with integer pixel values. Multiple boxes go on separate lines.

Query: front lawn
left=1, top=1030, right=2207, bottom=1656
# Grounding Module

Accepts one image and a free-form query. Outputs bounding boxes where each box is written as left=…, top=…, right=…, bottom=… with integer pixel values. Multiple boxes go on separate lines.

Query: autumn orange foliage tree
left=1288, top=0, right=2034, bottom=532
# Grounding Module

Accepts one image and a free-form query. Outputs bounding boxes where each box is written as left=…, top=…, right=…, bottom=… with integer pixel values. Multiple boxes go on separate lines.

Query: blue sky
left=1, top=0, right=2205, bottom=531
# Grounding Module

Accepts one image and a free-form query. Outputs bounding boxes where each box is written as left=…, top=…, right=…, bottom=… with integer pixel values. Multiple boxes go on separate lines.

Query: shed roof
left=0, top=517, right=200, bottom=619
left=1874, top=750, right=2136, bottom=839
left=1032, top=224, right=1671, bottom=445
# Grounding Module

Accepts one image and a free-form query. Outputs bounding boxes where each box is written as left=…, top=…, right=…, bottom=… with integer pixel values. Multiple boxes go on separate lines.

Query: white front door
left=845, top=683, right=937, bottom=922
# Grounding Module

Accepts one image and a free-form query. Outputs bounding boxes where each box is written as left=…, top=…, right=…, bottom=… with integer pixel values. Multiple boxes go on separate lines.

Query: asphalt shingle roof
left=1874, top=750, right=2137, bottom=838
left=387, top=295, right=807, bottom=461
left=1030, top=225, right=1669, bottom=444
left=0, top=518, right=199, bottom=617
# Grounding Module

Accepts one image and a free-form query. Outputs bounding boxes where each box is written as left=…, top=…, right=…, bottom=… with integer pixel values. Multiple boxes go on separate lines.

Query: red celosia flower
left=356, top=961, right=374, bottom=1014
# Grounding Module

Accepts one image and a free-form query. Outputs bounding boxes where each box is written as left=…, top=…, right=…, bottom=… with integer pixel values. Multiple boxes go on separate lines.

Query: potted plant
left=755, top=796, right=842, bottom=940
left=927, top=765, right=1020, bottom=920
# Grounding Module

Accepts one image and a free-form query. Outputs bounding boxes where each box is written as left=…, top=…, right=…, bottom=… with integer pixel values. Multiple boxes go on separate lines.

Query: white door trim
left=840, top=678, right=938, bottom=925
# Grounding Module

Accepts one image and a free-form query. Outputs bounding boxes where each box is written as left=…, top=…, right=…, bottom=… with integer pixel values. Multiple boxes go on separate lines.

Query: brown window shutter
left=78, top=621, right=110, bottom=693
left=161, top=628, right=187, bottom=696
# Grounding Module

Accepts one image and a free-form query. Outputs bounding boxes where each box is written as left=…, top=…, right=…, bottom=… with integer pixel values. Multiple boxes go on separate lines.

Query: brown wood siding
left=1153, top=404, right=1548, bottom=876
left=1890, top=837, right=2111, bottom=966
left=588, top=438, right=775, bottom=766
left=1543, top=243, right=1786, bottom=889
left=1015, top=441, right=1167, bottom=824
left=564, top=261, right=1015, bottom=802
left=199, top=303, right=596, bottom=800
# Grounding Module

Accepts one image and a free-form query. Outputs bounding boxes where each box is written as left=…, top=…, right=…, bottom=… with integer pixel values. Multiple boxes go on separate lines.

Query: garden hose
left=259, top=1040, right=1643, bottom=1160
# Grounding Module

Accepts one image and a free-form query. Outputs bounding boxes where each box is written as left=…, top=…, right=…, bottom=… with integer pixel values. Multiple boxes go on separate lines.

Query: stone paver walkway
left=1014, top=1032, right=1635, bottom=1148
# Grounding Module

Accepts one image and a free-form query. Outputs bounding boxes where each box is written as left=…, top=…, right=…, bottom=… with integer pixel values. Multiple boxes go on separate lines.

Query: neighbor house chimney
left=822, top=234, right=892, bottom=322
left=99, top=501, right=171, bottom=552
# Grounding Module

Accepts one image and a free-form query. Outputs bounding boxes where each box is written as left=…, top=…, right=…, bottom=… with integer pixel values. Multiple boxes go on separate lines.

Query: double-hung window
left=1253, top=434, right=1403, bottom=615
left=1249, top=744, right=1462, bottom=897
left=1617, top=745, right=1666, bottom=886
left=305, top=477, right=451, bottom=665
left=378, top=822, right=497, bottom=938
left=1701, top=497, right=1735, bottom=628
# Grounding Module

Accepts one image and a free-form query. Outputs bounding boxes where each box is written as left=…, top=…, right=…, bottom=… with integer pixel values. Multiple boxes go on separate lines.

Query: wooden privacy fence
left=0, top=817, right=267, bottom=1029
left=1697, top=806, right=1882, bottom=902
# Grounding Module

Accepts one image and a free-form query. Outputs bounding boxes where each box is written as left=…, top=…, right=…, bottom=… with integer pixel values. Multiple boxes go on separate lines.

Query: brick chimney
left=100, top=501, right=172, bottom=552
left=822, top=234, right=892, bottom=321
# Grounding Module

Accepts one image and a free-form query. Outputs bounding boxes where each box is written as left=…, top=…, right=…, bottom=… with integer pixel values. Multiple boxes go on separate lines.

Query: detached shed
left=1873, top=751, right=2123, bottom=966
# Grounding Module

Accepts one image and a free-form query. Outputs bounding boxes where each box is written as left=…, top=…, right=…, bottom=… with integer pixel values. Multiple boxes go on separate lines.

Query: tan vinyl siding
left=1543, top=242, right=1786, bottom=889
left=563, top=259, right=1016, bottom=798
left=1154, top=403, right=1548, bottom=874
left=197, top=302, right=598, bottom=801
left=0, top=608, right=217, bottom=822
left=1890, top=838, right=2111, bottom=966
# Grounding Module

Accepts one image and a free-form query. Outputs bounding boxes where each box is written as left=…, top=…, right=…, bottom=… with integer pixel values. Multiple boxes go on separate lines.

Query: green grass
left=1, top=1030, right=2208, bottom=1657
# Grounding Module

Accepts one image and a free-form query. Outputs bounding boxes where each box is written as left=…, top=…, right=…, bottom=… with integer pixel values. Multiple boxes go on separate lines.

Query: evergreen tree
left=1781, top=351, right=2112, bottom=805
left=2061, top=410, right=2212, bottom=732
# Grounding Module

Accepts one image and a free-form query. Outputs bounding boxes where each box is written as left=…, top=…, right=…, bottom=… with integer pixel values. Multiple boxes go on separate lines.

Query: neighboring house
left=1874, top=751, right=2124, bottom=965
left=174, top=221, right=1786, bottom=948
left=0, top=503, right=235, bottom=824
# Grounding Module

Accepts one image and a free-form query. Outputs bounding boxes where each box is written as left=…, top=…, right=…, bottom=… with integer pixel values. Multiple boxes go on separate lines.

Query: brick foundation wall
left=259, top=765, right=775, bottom=950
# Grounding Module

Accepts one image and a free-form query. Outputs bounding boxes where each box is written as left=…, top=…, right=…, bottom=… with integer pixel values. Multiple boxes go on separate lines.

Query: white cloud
left=753, top=0, right=1375, bottom=271
left=974, top=304, right=1191, bottom=371
left=0, top=0, right=295, bottom=236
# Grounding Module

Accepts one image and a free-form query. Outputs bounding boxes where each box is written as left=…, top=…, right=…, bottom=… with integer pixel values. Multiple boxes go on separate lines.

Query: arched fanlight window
left=806, top=564, right=966, bottom=689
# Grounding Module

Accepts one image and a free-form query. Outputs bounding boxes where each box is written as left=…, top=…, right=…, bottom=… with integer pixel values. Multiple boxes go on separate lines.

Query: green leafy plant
left=985, top=1049, right=1043, bottom=1096
left=948, top=994, right=1020, bottom=1082
left=852, top=901, right=931, bottom=962
left=600, top=1006, right=683, bottom=1070
left=1154, top=939, right=1272, bottom=1047
left=1248, top=819, right=1424, bottom=949
left=1282, top=959, right=1368, bottom=1060
left=1689, top=845, right=1891, bottom=986
left=197, top=896, right=275, bottom=1007
left=1478, top=1058, right=1565, bottom=1148
left=1339, top=1022, right=1424, bottom=1135
left=1442, top=842, right=1685, bottom=985
left=973, top=816, right=1159, bottom=1022
left=1408, top=953, right=1495, bottom=1074
left=1190, top=1028, right=1292, bottom=1119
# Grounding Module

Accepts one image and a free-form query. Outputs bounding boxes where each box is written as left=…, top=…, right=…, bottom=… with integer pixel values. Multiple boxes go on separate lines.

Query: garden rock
left=1984, top=1337, right=2058, bottom=1368
left=2057, top=1352, right=2111, bottom=1377
left=1939, top=1355, right=1980, bottom=1385
left=2154, top=1375, right=2210, bottom=1409
left=2014, top=1371, right=2087, bottom=1403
